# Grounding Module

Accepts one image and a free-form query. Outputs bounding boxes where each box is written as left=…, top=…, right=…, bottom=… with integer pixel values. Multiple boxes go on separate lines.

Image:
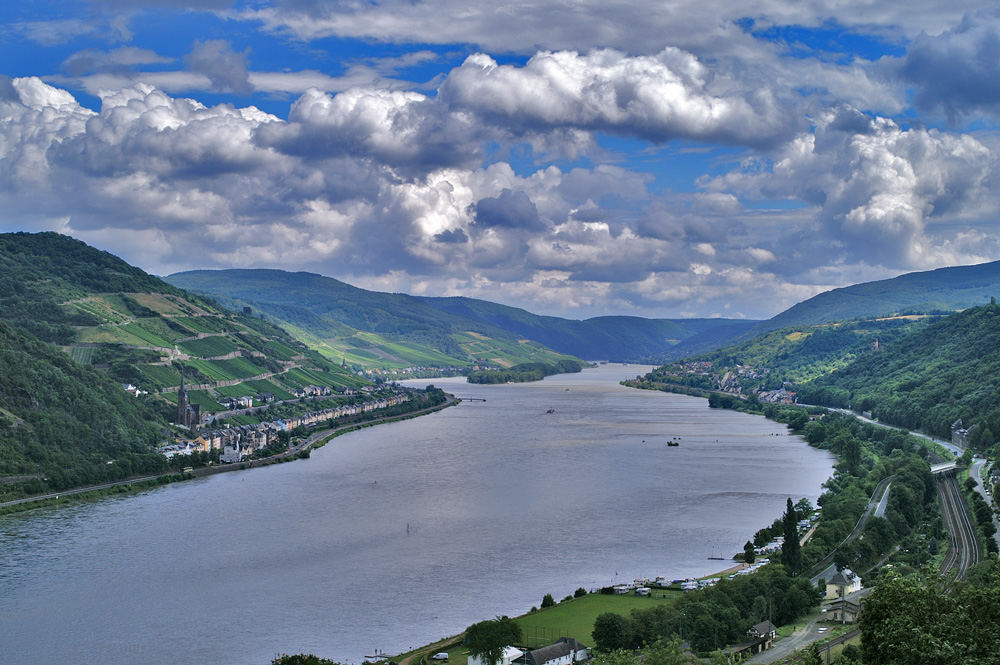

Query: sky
left=2, top=2, right=1000, bottom=320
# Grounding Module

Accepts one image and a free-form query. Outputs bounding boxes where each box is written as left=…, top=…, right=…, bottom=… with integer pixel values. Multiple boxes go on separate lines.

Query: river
left=0, top=365, right=833, bottom=665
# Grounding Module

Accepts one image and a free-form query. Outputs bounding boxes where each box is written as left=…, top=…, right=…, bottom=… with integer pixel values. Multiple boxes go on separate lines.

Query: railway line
left=937, top=473, right=980, bottom=588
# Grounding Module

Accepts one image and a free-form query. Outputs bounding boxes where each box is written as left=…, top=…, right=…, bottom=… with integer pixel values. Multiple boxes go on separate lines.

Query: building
left=176, top=373, right=201, bottom=431
left=724, top=621, right=776, bottom=662
left=825, top=568, right=863, bottom=600
left=468, top=647, right=523, bottom=665
left=952, top=418, right=975, bottom=448
left=825, top=598, right=862, bottom=623
left=515, top=638, right=588, bottom=665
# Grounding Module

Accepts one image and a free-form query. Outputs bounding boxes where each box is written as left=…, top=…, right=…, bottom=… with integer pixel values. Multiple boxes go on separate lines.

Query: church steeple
left=177, top=370, right=189, bottom=427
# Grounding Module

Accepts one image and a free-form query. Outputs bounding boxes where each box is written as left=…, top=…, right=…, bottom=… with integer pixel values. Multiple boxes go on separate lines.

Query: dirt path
left=397, top=634, right=463, bottom=665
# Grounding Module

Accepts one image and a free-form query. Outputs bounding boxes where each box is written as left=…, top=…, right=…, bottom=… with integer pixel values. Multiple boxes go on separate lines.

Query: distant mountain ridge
left=167, top=269, right=754, bottom=364
left=751, top=260, right=1000, bottom=336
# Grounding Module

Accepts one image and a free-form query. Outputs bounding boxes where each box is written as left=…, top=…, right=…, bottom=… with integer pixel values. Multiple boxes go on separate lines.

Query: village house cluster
left=158, top=391, right=411, bottom=462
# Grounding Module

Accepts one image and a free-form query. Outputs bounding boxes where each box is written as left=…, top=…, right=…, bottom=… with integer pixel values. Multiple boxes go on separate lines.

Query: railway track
left=937, top=473, right=979, bottom=589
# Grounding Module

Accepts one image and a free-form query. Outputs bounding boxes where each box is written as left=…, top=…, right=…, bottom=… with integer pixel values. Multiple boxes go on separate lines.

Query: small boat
left=546, top=408, right=555, bottom=414
left=667, top=441, right=679, bottom=447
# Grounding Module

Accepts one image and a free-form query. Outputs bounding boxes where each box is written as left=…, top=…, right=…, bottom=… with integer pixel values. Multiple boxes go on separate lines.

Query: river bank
left=0, top=394, right=458, bottom=515
left=1, top=364, right=834, bottom=665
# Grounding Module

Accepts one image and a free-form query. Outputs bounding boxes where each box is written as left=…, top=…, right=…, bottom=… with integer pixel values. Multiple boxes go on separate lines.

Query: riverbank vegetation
left=466, top=359, right=587, bottom=384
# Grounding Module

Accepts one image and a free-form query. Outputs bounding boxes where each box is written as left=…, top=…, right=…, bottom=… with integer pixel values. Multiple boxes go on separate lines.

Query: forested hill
left=748, top=259, right=1000, bottom=338
left=168, top=268, right=753, bottom=364
left=797, top=304, right=1000, bottom=447
left=167, top=268, right=581, bottom=368
left=416, top=295, right=756, bottom=361
left=0, top=232, right=185, bottom=344
left=0, top=319, right=166, bottom=492
left=0, top=232, right=363, bottom=499
left=639, top=316, right=928, bottom=396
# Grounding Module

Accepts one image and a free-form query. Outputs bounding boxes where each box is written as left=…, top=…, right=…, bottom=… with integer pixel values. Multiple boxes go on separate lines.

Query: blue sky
left=2, top=1, right=1000, bottom=319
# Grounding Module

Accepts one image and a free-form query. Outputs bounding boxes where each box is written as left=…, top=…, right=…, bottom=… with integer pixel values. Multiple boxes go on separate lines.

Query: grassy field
left=516, top=592, right=679, bottom=647
left=432, top=592, right=681, bottom=665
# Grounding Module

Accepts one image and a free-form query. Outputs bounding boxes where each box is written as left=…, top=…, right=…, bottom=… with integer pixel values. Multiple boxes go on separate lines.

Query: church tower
left=177, top=372, right=189, bottom=427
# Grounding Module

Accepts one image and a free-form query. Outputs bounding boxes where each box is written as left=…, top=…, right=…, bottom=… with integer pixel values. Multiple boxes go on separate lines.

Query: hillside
left=0, top=317, right=167, bottom=494
left=166, top=269, right=586, bottom=368
left=167, top=269, right=753, bottom=365
left=636, top=316, right=929, bottom=397
left=0, top=233, right=367, bottom=497
left=796, top=303, right=1000, bottom=445
left=417, top=295, right=756, bottom=361
left=749, top=259, right=1000, bottom=337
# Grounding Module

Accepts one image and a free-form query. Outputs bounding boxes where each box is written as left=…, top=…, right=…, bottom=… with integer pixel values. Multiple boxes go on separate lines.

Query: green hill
left=750, top=260, right=1000, bottom=337
left=796, top=304, right=1000, bottom=446
left=166, top=269, right=587, bottom=368
left=0, top=233, right=367, bottom=498
left=638, top=316, right=929, bottom=395
left=167, top=269, right=754, bottom=364
left=416, top=295, right=755, bottom=361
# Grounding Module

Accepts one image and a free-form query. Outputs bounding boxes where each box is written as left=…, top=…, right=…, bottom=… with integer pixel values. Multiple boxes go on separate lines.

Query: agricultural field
left=214, top=383, right=261, bottom=399
left=172, top=315, right=231, bottom=334
left=181, top=357, right=267, bottom=382
left=178, top=335, right=241, bottom=357
left=137, top=363, right=182, bottom=389
left=131, top=317, right=190, bottom=343
left=184, top=389, right=224, bottom=413
left=66, top=296, right=133, bottom=325
left=128, top=292, right=187, bottom=316
left=67, top=346, right=95, bottom=365
left=77, top=325, right=150, bottom=345
left=238, top=378, right=295, bottom=401
left=118, top=322, right=175, bottom=348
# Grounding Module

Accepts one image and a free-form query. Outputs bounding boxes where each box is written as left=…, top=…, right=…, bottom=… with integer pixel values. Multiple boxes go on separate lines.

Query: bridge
left=931, top=461, right=958, bottom=475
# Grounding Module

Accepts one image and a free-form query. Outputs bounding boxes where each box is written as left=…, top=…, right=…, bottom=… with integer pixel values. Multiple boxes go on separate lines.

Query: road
left=824, top=407, right=963, bottom=456
left=969, top=458, right=1000, bottom=551
left=806, top=476, right=893, bottom=585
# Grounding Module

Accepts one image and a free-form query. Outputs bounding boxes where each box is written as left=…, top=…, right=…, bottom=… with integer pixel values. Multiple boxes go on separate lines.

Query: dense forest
left=798, top=303, right=1000, bottom=449
left=0, top=320, right=169, bottom=496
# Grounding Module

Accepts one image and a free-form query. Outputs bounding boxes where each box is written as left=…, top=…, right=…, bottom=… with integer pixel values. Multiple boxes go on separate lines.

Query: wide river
left=0, top=365, right=833, bottom=665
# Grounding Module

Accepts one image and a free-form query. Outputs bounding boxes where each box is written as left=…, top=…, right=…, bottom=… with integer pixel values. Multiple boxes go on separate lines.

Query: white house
left=517, top=638, right=588, bottom=665
left=825, top=568, right=863, bottom=600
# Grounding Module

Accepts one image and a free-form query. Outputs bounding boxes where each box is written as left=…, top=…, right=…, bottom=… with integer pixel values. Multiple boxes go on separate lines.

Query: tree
left=743, top=540, right=756, bottom=564
left=574, top=587, right=588, bottom=598
left=271, top=655, right=341, bottom=665
left=592, top=613, right=631, bottom=651
left=465, top=616, right=523, bottom=665
left=541, top=593, right=555, bottom=608
left=781, top=497, right=802, bottom=573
